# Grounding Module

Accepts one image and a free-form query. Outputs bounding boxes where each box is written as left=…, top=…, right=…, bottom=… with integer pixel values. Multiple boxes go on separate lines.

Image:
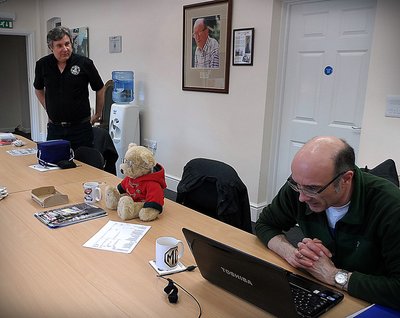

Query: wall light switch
left=109, top=36, right=122, bottom=53
left=385, top=95, right=400, bottom=118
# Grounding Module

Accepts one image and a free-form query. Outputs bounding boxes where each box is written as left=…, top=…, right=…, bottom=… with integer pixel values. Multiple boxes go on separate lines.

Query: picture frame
left=233, top=28, right=254, bottom=66
left=182, top=0, right=232, bottom=94
left=71, top=27, right=89, bottom=58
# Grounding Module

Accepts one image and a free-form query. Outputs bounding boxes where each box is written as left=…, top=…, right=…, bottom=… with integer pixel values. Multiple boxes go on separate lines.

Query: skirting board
left=0, top=127, right=17, bottom=133
left=0, top=126, right=31, bottom=134
left=165, top=174, right=266, bottom=223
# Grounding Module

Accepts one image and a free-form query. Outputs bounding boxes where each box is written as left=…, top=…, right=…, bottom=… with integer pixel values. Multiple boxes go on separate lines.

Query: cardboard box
left=31, top=186, right=69, bottom=208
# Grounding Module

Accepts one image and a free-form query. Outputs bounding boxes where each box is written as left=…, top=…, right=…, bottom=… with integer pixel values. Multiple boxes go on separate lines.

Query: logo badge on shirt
left=70, top=65, right=80, bottom=75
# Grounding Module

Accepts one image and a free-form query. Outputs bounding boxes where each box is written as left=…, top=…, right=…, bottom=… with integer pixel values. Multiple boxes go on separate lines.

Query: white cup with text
left=155, top=236, right=184, bottom=271
left=83, top=182, right=101, bottom=204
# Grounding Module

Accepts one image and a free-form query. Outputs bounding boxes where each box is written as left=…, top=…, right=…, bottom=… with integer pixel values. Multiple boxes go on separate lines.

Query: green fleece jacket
left=255, top=167, right=400, bottom=309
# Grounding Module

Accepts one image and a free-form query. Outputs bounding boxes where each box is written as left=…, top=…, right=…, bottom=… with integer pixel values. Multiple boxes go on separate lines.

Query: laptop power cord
left=157, top=265, right=197, bottom=277
left=158, top=266, right=202, bottom=318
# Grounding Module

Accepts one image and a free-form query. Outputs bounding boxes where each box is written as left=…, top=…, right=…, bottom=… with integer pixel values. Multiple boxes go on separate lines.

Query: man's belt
left=49, top=116, right=91, bottom=127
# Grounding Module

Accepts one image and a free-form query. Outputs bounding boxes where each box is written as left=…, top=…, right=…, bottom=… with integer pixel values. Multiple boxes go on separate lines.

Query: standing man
left=255, top=136, right=400, bottom=310
left=193, top=18, right=219, bottom=69
left=34, top=26, right=104, bottom=150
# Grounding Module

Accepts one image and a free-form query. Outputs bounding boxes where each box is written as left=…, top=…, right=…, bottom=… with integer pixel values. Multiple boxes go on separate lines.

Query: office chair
left=361, top=159, right=399, bottom=187
left=92, top=127, right=118, bottom=175
left=74, top=146, right=105, bottom=170
left=176, top=158, right=253, bottom=233
left=98, top=79, right=114, bottom=131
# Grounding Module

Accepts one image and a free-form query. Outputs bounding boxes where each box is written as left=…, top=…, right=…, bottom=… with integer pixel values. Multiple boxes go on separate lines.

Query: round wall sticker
left=324, top=66, right=333, bottom=75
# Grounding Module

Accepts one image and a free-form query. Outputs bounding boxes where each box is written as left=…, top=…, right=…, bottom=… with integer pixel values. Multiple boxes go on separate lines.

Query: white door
left=274, top=0, right=376, bottom=193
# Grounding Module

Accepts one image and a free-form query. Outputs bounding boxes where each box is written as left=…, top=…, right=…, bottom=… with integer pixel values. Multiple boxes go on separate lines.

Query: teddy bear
left=105, top=143, right=166, bottom=221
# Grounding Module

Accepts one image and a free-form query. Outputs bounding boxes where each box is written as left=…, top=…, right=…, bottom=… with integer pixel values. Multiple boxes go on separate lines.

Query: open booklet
left=34, top=202, right=107, bottom=228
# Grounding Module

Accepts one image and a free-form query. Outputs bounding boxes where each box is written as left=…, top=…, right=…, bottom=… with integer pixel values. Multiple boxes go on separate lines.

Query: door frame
left=0, top=30, right=41, bottom=141
left=267, top=0, right=296, bottom=203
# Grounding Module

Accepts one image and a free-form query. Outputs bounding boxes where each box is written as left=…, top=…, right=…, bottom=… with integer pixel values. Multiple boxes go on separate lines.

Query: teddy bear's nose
left=120, top=168, right=124, bottom=174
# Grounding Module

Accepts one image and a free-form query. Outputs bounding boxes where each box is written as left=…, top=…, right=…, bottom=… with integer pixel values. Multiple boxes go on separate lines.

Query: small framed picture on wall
left=72, top=27, right=89, bottom=58
left=232, top=28, right=254, bottom=66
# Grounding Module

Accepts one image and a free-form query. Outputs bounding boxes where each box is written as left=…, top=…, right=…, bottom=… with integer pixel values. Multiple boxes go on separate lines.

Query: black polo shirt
left=34, top=53, right=104, bottom=123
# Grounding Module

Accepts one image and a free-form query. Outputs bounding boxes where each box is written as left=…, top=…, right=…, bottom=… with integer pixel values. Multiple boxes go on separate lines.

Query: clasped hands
left=290, top=238, right=337, bottom=286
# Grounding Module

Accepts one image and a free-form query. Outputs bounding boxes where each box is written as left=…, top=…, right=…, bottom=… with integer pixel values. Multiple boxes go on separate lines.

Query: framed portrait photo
left=182, top=0, right=232, bottom=94
left=71, top=27, right=89, bottom=58
left=233, top=28, right=254, bottom=66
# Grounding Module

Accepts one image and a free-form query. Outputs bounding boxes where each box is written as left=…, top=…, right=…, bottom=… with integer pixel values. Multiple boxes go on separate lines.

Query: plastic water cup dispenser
left=109, top=71, right=140, bottom=178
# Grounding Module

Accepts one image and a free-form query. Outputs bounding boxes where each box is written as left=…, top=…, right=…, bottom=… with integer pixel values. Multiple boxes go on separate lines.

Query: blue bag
left=37, top=140, right=74, bottom=167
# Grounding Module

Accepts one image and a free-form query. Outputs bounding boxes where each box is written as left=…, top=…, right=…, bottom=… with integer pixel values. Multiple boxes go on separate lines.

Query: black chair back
left=92, top=127, right=118, bottom=175
left=75, top=146, right=105, bottom=170
left=182, top=178, right=218, bottom=218
left=176, top=158, right=253, bottom=233
left=98, top=80, right=114, bottom=131
left=361, top=159, right=399, bottom=187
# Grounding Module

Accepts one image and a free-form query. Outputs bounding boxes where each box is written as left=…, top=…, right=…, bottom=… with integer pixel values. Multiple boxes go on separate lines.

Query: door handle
left=351, top=126, right=362, bottom=130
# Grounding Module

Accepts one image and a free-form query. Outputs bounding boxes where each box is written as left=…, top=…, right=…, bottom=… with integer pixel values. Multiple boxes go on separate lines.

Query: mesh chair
left=74, top=146, right=105, bottom=170
left=176, top=158, right=253, bottom=233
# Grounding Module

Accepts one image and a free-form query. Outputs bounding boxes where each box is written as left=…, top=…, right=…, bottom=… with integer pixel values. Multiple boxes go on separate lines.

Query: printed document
left=83, top=220, right=151, bottom=253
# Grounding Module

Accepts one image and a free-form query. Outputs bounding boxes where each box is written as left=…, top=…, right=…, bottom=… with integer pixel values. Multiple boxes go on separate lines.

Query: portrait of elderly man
left=192, top=17, right=220, bottom=69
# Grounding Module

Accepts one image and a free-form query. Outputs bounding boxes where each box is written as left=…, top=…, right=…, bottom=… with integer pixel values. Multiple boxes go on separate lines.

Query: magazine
left=34, top=202, right=107, bottom=228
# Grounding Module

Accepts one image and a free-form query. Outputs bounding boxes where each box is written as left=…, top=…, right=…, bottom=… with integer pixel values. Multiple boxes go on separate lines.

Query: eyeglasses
left=287, top=171, right=347, bottom=197
left=122, top=158, right=152, bottom=171
left=192, top=28, right=207, bottom=38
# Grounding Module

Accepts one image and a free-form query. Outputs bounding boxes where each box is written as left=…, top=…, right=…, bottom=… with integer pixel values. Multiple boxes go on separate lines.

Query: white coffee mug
left=83, top=182, right=101, bottom=203
left=155, top=236, right=184, bottom=271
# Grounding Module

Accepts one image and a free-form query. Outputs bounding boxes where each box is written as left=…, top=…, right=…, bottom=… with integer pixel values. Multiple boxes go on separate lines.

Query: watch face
left=335, top=272, right=347, bottom=285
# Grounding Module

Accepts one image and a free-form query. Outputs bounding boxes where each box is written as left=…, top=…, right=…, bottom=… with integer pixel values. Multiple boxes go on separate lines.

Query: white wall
left=1, top=0, right=399, bottom=221
left=358, top=0, right=400, bottom=170
left=36, top=0, right=274, bottom=216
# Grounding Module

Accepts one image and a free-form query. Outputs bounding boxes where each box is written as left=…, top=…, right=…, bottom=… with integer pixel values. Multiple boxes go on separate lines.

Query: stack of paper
left=0, top=133, right=16, bottom=146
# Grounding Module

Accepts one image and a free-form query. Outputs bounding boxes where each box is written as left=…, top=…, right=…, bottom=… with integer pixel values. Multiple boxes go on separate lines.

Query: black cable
left=157, top=265, right=197, bottom=277
left=158, top=274, right=202, bottom=318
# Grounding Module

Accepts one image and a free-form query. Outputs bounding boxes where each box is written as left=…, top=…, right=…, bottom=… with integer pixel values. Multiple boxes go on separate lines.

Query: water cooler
left=109, top=71, right=140, bottom=178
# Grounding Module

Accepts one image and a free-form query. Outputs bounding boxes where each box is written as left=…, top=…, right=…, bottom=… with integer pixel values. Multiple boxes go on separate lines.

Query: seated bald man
left=255, top=136, right=400, bottom=310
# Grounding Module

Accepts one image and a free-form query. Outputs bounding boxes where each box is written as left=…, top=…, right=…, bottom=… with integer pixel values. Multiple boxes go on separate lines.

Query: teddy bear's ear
left=140, top=150, right=156, bottom=169
left=128, top=143, right=137, bottom=148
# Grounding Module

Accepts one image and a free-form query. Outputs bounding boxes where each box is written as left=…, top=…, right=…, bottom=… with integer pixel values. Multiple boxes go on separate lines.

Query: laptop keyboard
left=290, top=284, right=330, bottom=318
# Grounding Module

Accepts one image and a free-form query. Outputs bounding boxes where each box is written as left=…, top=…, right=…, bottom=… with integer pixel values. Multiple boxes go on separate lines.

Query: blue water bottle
left=112, top=71, right=134, bottom=103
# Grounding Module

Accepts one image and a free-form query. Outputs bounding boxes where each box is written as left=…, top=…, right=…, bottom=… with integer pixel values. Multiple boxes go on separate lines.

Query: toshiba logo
left=221, top=267, right=253, bottom=286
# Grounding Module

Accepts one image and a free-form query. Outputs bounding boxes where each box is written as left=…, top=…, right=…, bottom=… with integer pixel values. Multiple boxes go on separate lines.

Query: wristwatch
left=334, top=270, right=349, bottom=289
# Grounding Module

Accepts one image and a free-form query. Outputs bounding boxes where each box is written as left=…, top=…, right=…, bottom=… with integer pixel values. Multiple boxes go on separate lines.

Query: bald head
left=297, top=136, right=345, bottom=164
left=292, top=136, right=355, bottom=183
left=194, top=18, right=205, bottom=30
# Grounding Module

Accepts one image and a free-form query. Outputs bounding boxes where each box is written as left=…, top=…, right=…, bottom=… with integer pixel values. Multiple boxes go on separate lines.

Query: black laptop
left=182, top=228, right=344, bottom=318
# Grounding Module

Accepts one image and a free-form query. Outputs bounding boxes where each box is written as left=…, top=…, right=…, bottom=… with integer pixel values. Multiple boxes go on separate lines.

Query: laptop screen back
left=183, top=228, right=300, bottom=318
